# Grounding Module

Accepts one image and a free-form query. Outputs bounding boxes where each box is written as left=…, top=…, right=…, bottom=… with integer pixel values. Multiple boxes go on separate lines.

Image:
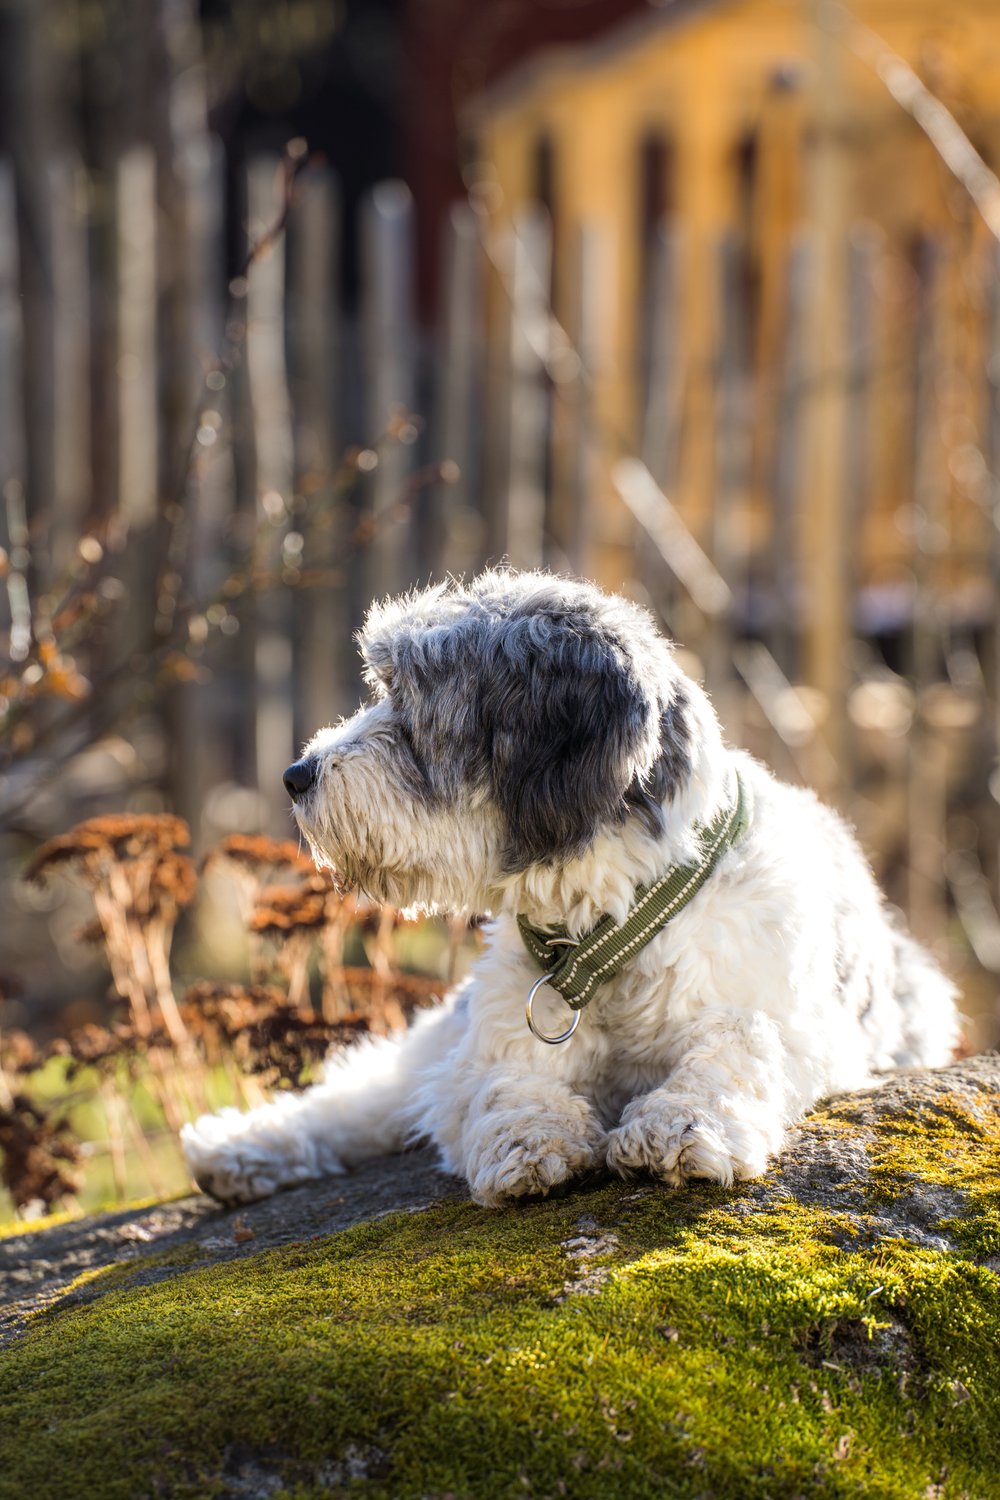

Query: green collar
left=518, top=770, right=750, bottom=1042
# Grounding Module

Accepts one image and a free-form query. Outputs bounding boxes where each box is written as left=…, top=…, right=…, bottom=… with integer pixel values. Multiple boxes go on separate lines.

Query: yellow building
left=469, top=0, right=1000, bottom=701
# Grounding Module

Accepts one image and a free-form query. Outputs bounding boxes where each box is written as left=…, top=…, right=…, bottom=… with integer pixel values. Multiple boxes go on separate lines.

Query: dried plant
left=179, top=981, right=348, bottom=1094
left=0, top=1029, right=42, bottom=1079
left=179, top=982, right=284, bottom=1108
left=0, top=1095, right=81, bottom=1214
left=3, top=810, right=467, bottom=1220
left=249, top=873, right=335, bottom=1007
left=27, top=813, right=202, bottom=1126
left=47, top=1021, right=167, bottom=1200
left=334, top=966, right=445, bottom=1027
left=204, top=834, right=319, bottom=983
left=27, top=814, right=192, bottom=1034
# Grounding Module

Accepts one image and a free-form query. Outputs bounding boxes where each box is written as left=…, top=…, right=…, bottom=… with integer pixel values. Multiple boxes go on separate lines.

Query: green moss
left=1, top=1179, right=998, bottom=1500
left=859, top=1092, right=996, bottom=1198
left=803, top=1085, right=1000, bottom=1266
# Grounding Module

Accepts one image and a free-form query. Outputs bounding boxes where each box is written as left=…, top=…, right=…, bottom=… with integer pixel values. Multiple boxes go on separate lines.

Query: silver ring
left=525, top=974, right=581, bottom=1045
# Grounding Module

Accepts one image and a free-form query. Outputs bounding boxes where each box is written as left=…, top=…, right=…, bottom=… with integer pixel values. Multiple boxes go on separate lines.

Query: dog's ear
left=482, top=612, right=665, bottom=870
left=623, top=685, right=694, bottom=836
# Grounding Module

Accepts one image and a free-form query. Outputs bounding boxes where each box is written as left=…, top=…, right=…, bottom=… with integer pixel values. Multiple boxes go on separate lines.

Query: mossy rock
left=1, top=1056, right=999, bottom=1500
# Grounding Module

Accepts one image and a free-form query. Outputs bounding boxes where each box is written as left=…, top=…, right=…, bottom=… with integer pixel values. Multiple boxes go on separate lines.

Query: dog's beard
left=293, top=803, right=469, bottom=914
left=293, top=810, right=371, bottom=897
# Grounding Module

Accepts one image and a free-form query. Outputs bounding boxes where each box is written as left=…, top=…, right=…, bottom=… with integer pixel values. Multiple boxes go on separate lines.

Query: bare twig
left=825, top=0, right=1000, bottom=243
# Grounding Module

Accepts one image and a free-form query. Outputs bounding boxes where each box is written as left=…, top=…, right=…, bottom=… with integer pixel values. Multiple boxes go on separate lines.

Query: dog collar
left=517, top=769, right=750, bottom=1043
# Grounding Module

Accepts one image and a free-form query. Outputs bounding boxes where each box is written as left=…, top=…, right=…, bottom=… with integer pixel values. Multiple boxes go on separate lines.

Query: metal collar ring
left=525, top=973, right=581, bottom=1045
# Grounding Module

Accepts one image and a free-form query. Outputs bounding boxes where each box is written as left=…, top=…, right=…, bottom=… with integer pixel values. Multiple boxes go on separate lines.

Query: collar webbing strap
left=518, top=770, right=750, bottom=1012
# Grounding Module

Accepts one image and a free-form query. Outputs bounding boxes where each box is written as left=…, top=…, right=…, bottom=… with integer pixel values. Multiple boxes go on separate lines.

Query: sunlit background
left=1, top=0, right=999, bottom=1222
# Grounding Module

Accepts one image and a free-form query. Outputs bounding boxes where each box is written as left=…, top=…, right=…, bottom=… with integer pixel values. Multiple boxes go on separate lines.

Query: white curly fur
left=182, top=572, right=960, bottom=1208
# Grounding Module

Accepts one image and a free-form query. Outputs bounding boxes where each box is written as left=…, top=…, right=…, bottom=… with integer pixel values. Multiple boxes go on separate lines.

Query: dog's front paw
left=464, top=1109, right=605, bottom=1208
left=605, top=1095, right=778, bottom=1188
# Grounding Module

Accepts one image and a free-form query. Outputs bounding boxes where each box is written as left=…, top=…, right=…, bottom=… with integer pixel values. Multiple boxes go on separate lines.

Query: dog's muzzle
left=283, top=757, right=317, bottom=801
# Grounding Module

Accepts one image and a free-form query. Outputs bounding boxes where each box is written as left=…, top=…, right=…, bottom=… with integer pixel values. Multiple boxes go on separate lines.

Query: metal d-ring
left=525, top=973, right=581, bottom=1045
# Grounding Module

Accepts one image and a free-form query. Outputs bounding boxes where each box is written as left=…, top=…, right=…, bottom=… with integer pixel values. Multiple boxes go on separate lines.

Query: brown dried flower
left=26, top=814, right=191, bottom=884
left=0, top=1095, right=81, bottom=1211
left=0, top=1029, right=42, bottom=1075
left=136, top=852, right=198, bottom=919
left=203, top=834, right=315, bottom=878
left=249, top=874, right=333, bottom=935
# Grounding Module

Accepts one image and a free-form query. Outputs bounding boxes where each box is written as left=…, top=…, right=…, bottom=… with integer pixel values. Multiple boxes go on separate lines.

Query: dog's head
left=286, top=570, right=698, bottom=913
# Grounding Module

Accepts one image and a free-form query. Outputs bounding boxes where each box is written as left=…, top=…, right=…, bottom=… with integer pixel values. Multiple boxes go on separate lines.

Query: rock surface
left=1, top=1055, right=998, bottom=1500
left=0, top=1143, right=465, bottom=1350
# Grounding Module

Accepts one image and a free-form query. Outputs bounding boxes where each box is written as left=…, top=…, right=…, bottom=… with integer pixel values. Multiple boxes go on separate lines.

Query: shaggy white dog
left=182, top=570, right=959, bottom=1207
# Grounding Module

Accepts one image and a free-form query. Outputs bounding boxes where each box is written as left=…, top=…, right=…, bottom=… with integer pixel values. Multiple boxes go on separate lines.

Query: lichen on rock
left=0, top=1056, right=998, bottom=1500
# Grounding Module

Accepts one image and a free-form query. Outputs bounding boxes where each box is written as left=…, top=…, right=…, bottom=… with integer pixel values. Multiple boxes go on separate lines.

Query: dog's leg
left=415, top=1060, right=606, bottom=1208
left=605, top=1009, right=797, bottom=1187
left=181, top=994, right=466, bottom=1205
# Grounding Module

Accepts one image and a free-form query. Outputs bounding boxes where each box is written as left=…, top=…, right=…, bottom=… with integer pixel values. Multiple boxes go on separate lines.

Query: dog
left=181, top=569, right=960, bottom=1207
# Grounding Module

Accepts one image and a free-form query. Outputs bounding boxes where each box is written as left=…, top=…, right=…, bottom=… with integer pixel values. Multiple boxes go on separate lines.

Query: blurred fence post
left=770, top=234, right=811, bottom=683
left=986, top=240, right=1000, bottom=895
left=362, top=180, right=416, bottom=599
left=435, top=201, right=484, bottom=578
left=287, top=161, right=351, bottom=731
left=636, top=221, right=684, bottom=626
left=4, top=1, right=57, bottom=568
left=246, top=153, right=295, bottom=829
left=840, top=227, right=878, bottom=792
left=48, top=155, right=90, bottom=572
left=117, top=147, right=158, bottom=529
left=115, top=144, right=160, bottom=749
left=0, top=160, right=26, bottom=559
left=181, top=133, right=230, bottom=833
left=907, top=237, right=948, bottom=952
left=566, top=221, right=607, bottom=576
left=804, top=4, right=850, bottom=794
left=502, top=206, right=552, bottom=570
left=708, top=232, right=752, bottom=733
left=639, top=222, right=683, bottom=498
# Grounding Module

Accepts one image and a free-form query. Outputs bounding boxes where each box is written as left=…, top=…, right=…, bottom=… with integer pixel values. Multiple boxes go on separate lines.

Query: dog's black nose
left=283, top=758, right=316, bottom=800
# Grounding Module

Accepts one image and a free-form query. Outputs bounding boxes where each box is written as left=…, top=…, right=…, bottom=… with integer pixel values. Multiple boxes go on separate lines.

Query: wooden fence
left=2, top=143, right=1000, bottom=1039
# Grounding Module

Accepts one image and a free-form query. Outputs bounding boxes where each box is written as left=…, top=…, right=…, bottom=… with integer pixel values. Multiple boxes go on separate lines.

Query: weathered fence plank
left=177, top=133, right=230, bottom=834
left=117, top=147, right=158, bottom=528
left=362, top=180, right=417, bottom=600
left=502, top=207, right=552, bottom=570
left=0, top=161, right=27, bottom=654
left=48, top=155, right=90, bottom=573
left=0, top=162, right=25, bottom=520
left=770, top=233, right=811, bottom=682
left=246, top=153, right=296, bottom=828
left=986, top=240, right=1000, bottom=891
left=288, top=162, right=351, bottom=729
left=639, top=221, right=683, bottom=497
left=907, top=237, right=948, bottom=952
left=435, top=201, right=484, bottom=579
left=707, top=232, right=752, bottom=732
left=565, top=221, right=607, bottom=576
